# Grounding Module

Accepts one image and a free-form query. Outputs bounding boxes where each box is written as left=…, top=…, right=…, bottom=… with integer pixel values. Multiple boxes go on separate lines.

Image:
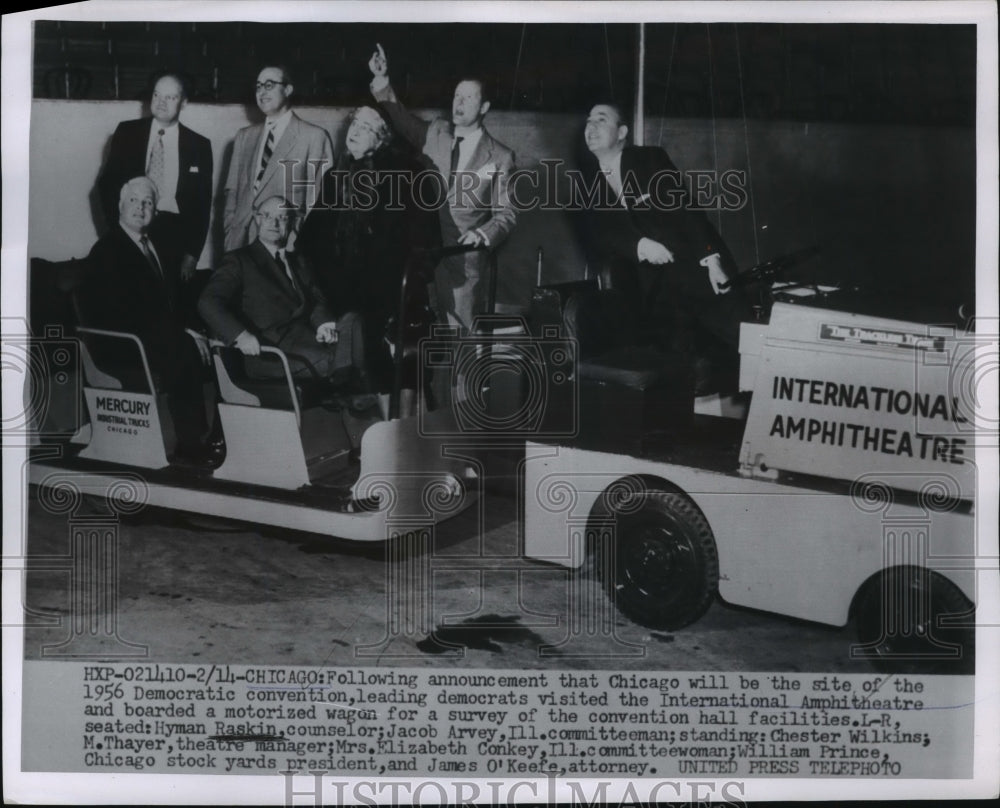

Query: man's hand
left=180, top=254, right=198, bottom=282
left=703, top=253, right=731, bottom=294
left=637, top=237, right=674, bottom=265
left=457, top=229, right=486, bottom=247
left=234, top=330, right=261, bottom=356
left=369, top=43, right=389, bottom=90
left=184, top=328, right=211, bottom=365
left=316, top=322, right=339, bottom=344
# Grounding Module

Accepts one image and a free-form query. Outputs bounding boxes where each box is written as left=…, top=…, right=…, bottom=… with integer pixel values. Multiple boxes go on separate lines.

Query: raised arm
left=368, top=43, right=430, bottom=151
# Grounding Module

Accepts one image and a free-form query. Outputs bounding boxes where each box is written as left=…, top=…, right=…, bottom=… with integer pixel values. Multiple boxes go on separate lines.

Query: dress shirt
left=254, top=108, right=294, bottom=179
left=146, top=121, right=180, bottom=213
left=452, top=126, right=484, bottom=173
left=120, top=225, right=164, bottom=271
left=597, top=150, right=627, bottom=208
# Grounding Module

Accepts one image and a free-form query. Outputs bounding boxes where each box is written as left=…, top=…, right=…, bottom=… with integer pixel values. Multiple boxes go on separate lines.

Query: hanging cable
left=734, top=24, right=761, bottom=265
left=706, top=24, right=722, bottom=234
left=509, top=24, right=526, bottom=109
left=603, top=24, right=615, bottom=97
left=657, top=23, right=679, bottom=146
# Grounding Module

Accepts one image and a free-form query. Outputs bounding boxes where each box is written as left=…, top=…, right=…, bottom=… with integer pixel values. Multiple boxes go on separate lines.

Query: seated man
left=198, top=195, right=363, bottom=387
left=77, top=176, right=218, bottom=465
left=577, top=102, right=752, bottom=393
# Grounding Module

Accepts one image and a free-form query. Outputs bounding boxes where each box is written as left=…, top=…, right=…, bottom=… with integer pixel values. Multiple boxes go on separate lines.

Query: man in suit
left=96, top=72, right=213, bottom=281
left=223, top=65, right=334, bottom=252
left=79, top=176, right=217, bottom=464
left=368, top=44, right=517, bottom=332
left=578, top=102, right=751, bottom=391
left=199, top=195, right=361, bottom=384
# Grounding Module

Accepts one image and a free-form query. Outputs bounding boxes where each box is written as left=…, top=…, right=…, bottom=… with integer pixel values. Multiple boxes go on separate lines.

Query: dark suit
left=372, top=82, right=516, bottom=329
left=197, top=241, right=359, bottom=381
left=297, top=147, right=439, bottom=391
left=97, top=118, right=213, bottom=262
left=78, top=224, right=208, bottom=448
left=579, top=145, right=750, bottom=358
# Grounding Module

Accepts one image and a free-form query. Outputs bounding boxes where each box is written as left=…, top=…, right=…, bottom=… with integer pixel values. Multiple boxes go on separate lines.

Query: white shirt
left=255, top=108, right=293, bottom=177
left=146, top=120, right=180, bottom=213
left=597, top=150, right=627, bottom=208
left=452, top=126, right=484, bottom=173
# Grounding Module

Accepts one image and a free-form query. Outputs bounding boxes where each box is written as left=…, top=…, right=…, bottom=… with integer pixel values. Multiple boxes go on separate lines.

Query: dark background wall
left=33, top=21, right=976, bottom=126
left=30, top=20, right=978, bottom=312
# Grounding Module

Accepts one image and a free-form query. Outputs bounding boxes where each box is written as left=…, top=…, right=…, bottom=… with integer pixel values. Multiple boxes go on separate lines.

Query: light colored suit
left=223, top=112, right=334, bottom=252
left=372, top=82, right=517, bottom=329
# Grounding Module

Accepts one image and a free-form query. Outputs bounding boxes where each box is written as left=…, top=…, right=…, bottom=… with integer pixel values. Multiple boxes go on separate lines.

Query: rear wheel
left=599, top=491, right=719, bottom=630
left=853, top=567, right=975, bottom=675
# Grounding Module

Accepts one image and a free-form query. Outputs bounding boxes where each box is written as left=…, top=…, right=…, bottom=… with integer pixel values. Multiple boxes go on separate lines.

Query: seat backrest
left=30, top=256, right=90, bottom=337
left=562, top=287, right=640, bottom=358
left=76, top=327, right=156, bottom=393
left=210, top=343, right=302, bottom=426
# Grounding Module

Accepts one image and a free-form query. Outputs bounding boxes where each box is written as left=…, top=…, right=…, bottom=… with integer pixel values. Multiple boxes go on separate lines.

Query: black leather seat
left=531, top=282, right=693, bottom=451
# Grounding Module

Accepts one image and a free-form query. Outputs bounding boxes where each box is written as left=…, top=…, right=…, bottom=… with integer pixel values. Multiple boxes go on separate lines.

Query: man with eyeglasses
left=199, top=195, right=361, bottom=385
left=223, top=65, right=334, bottom=252
left=96, top=72, right=213, bottom=282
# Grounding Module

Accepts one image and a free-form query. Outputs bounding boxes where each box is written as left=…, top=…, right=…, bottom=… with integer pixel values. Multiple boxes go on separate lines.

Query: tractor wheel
left=853, top=567, right=975, bottom=675
left=599, top=491, right=719, bottom=630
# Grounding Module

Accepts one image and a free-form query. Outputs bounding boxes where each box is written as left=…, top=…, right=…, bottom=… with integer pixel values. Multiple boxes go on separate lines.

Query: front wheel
left=853, top=567, right=975, bottom=675
left=599, top=491, right=719, bottom=630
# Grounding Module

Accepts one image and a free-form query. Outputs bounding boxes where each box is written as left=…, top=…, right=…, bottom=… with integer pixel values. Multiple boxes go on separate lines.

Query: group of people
left=76, top=44, right=747, bottom=467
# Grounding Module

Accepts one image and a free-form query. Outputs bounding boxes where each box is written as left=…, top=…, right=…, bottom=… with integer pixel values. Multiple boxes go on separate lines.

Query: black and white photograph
left=3, top=1, right=997, bottom=804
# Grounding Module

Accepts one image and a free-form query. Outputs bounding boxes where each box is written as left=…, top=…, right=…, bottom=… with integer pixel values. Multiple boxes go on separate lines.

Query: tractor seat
left=561, top=286, right=689, bottom=393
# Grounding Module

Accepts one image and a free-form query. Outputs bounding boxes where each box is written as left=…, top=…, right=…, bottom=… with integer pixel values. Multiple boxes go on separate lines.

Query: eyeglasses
left=257, top=211, right=290, bottom=223
left=255, top=80, right=287, bottom=92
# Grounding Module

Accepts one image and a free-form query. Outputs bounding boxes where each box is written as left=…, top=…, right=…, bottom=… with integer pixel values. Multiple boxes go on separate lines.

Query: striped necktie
left=254, top=125, right=275, bottom=192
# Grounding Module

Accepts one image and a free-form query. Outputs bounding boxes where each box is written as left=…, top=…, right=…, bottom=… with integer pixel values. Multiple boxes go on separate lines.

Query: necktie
left=139, top=236, right=163, bottom=280
left=147, top=128, right=165, bottom=195
left=275, top=250, right=298, bottom=295
left=254, top=125, right=275, bottom=192
left=449, top=136, right=464, bottom=189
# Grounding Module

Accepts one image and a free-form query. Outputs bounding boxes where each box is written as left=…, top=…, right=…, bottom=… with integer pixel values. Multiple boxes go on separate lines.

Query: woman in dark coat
left=298, top=105, right=439, bottom=405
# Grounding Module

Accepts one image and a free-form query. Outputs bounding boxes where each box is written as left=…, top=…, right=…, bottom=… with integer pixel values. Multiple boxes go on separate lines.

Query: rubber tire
left=600, top=491, right=719, bottom=630
left=853, top=567, right=975, bottom=675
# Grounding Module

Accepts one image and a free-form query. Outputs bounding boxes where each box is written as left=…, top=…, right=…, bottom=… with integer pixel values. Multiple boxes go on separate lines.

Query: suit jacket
left=96, top=117, right=213, bottom=262
left=223, top=112, right=334, bottom=252
left=580, top=145, right=736, bottom=298
left=198, top=240, right=335, bottom=348
left=372, top=82, right=516, bottom=274
left=78, top=224, right=191, bottom=377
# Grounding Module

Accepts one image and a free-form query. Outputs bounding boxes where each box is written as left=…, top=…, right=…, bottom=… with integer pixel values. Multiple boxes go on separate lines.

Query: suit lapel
left=119, top=226, right=175, bottom=309
left=256, top=114, right=299, bottom=201
left=242, top=123, right=265, bottom=192
left=464, top=128, right=494, bottom=174
left=250, top=241, right=300, bottom=303
left=449, top=128, right=495, bottom=205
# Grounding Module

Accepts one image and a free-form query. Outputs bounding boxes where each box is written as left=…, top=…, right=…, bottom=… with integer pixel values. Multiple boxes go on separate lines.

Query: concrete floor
left=21, top=485, right=877, bottom=673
